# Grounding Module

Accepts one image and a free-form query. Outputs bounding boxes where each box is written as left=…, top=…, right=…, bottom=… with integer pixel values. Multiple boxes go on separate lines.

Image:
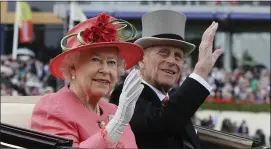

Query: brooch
left=98, top=120, right=106, bottom=128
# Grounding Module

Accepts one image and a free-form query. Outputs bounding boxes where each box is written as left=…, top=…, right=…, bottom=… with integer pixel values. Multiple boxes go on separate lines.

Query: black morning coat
left=109, top=77, right=210, bottom=149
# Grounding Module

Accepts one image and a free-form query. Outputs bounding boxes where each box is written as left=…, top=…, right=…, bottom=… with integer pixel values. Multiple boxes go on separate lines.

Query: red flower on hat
left=95, top=13, right=110, bottom=27
left=81, top=13, right=118, bottom=43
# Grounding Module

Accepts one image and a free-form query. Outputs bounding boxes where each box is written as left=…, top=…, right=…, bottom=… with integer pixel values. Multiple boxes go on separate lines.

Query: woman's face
left=73, top=47, right=119, bottom=97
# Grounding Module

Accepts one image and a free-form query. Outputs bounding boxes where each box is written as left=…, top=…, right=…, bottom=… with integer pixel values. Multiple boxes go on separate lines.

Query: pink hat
left=49, top=12, right=144, bottom=80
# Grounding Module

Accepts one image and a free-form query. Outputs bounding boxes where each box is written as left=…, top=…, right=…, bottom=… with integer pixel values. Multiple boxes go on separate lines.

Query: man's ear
left=138, top=59, right=145, bottom=69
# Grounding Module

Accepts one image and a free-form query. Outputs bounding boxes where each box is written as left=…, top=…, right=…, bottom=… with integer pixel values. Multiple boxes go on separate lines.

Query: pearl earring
left=72, top=76, right=75, bottom=80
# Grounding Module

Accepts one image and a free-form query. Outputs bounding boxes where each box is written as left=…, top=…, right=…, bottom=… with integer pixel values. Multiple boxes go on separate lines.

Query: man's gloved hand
left=105, top=69, right=144, bottom=144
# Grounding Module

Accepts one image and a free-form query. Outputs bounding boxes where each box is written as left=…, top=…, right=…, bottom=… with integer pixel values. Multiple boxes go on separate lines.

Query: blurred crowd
left=1, top=55, right=56, bottom=96
left=1, top=54, right=270, bottom=104
left=192, top=115, right=269, bottom=147
left=180, top=65, right=270, bottom=104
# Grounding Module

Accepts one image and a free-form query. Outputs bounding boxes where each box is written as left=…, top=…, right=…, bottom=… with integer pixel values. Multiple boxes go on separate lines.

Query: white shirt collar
left=142, top=79, right=169, bottom=101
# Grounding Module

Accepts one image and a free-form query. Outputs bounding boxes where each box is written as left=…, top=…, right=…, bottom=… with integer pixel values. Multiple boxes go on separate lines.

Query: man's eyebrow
left=158, top=48, right=170, bottom=52
left=175, top=50, right=184, bottom=58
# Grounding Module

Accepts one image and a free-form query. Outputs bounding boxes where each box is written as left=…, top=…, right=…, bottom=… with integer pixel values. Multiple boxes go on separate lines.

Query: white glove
left=105, top=69, right=144, bottom=144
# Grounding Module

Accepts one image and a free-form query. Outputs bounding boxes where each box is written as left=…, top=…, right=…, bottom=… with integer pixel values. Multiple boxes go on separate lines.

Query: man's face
left=140, top=46, right=184, bottom=93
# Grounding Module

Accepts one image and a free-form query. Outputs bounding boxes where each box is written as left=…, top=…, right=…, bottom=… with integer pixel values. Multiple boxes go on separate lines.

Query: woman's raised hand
left=105, top=69, right=144, bottom=144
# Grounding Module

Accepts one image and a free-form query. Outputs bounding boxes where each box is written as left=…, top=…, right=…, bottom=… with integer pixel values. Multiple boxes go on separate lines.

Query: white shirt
left=142, top=73, right=212, bottom=102
left=142, top=79, right=169, bottom=101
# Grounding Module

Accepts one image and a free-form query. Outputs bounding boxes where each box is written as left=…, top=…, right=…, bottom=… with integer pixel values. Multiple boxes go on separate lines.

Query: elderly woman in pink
left=31, top=13, right=144, bottom=148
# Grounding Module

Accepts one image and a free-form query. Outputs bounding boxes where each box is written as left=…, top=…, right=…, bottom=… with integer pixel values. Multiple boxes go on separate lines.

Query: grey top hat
left=135, top=10, right=196, bottom=56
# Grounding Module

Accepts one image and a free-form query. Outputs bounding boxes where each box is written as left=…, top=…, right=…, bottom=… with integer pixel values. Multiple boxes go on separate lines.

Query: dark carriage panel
left=195, top=125, right=268, bottom=149
left=0, top=123, right=73, bottom=149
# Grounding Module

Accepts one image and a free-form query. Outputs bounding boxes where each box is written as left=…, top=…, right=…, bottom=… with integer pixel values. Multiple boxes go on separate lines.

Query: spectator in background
left=258, top=70, right=270, bottom=103
left=200, top=115, right=215, bottom=129
left=250, top=75, right=259, bottom=94
left=220, top=118, right=237, bottom=134
left=253, top=129, right=266, bottom=146
left=221, top=119, right=231, bottom=133
left=222, top=82, right=233, bottom=99
left=238, top=76, right=251, bottom=100
left=237, top=120, right=249, bottom=137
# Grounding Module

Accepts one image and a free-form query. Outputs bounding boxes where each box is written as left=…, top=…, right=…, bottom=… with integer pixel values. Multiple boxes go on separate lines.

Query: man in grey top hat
left=110, top=10, right=223, bottom=149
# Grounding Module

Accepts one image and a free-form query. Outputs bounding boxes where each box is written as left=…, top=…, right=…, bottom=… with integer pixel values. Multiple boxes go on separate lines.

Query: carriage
left=0, top=96, right=267, bottom=149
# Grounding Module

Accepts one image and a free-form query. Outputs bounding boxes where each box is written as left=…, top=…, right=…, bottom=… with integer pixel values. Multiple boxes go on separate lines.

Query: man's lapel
left=140, top=83, right=163, bottom=107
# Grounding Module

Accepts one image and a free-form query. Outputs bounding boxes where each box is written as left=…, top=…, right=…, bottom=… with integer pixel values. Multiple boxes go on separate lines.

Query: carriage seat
left=1, top=96, right=41, bottom=129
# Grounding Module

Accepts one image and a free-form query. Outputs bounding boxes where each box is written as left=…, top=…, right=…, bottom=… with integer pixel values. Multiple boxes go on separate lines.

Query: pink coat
left=31, top=86, right=137, bottom=148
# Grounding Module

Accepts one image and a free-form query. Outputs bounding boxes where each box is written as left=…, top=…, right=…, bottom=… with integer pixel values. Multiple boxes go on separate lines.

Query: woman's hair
left=60, top=51, right=81, bottom=81
left=59, top=50, right=126, bottom=82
